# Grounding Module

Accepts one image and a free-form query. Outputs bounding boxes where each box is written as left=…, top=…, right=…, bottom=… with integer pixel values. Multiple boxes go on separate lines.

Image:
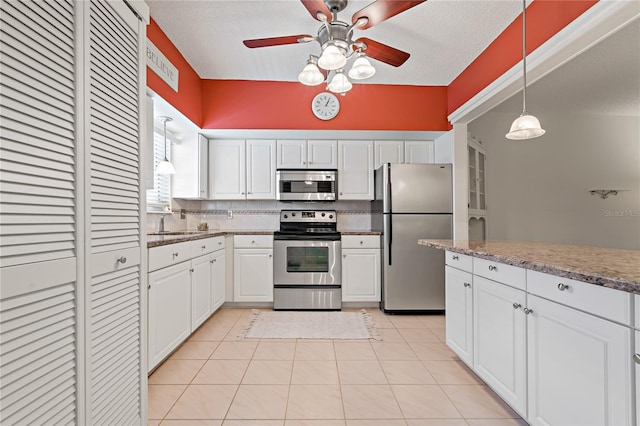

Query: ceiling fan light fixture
left=506, top=113, right=546, bottom=140
left=328, top=69, right=352, bottom=94
left=298, top=57, right=325, bottom=86
left=318, top=44, right=347, bottom=70
left=348, top=53, right=375, bottom=80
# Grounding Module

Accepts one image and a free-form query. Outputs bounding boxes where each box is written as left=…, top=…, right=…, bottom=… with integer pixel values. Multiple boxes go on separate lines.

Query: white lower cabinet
left=527, top=294, right=633, bottom=426
left=342, top=236, right=381, bottom=302
left=444, top=265, right=473, bottom=366
left=636, top=330, right=640, bottom=426
left=473, top=275, right=527, bottom=417
left=234, top=235, right=273, bottom=302
left=148, top=262, right=192, bottom=370
left=211, top=249, right=226, bottom=311
left=191, top=254, right=212, bottom=331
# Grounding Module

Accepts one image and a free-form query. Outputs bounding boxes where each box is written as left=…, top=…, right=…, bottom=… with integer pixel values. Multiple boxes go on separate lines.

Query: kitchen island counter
left=419, top=239, right=640, bottom=295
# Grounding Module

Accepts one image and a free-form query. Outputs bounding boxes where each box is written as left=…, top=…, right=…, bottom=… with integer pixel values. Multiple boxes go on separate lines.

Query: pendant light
left=506, top=0, right=545, bottom=140
left=156, top=116, right=176, bottom=175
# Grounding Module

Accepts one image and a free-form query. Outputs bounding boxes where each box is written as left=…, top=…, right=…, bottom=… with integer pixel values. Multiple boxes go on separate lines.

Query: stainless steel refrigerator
left=372, top=163, right=453, bottom=313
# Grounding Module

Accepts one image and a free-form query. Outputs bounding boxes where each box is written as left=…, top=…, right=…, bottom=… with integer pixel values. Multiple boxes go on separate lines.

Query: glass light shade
left=328, top=71, right=352, bottom=94
left=318, top=45, right=347, bottom=70
left=348, top=55, right=376, bottom=80
left=298, top=62, right=324, bottom=86
left=157, top=158, right=176, bottom=175
left=505, top=113, right=546, bottom=140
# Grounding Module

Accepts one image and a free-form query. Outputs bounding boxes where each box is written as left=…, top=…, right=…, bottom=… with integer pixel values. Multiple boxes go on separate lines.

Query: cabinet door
left=211, top=250, right=226, bottom=312
left=342, top=249, right=381, bottom=302
left=234, top=249, right=273, bottom=302
left=338, top=140, right=374, bottom=200
left=473, top=276, right=527, bottom=416
left=191, top=255, right=212, bottom=331
left=308, top=140, right=337, bottom=169
left=246, top=139, right=276, bottom=199
left=210, top=139, right=246, bottom=199
left=277, top=139, right=306, bottom=168
left=148, top=262, right=192, bottom=370
left=172, top=133, right=209, bottom=199
left=636, top=330, right=640, bottom=426
left=527, top=295, right=633, bottom=426
left=445, top=266, right=473, bottom=366
left=404, top=141, right=434, bottom=164
left=374, top=140, right=404, bottom=169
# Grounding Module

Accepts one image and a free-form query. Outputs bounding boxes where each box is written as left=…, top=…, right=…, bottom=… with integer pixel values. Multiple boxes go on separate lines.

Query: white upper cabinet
left=209, top=139, right=246, bottom=199
left=172, top=134, right=209, bottom=199
left=246, top=139, right=276, bottom=199
left=277, top=140, right=337, bottom=169
left=374, top=140, right=434, bottom=169
left=338, top=140, right=374, bottom=200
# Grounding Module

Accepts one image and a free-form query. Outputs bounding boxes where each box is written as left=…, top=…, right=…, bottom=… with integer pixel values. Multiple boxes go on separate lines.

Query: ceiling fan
left=242, top=0, right=426, bottom=94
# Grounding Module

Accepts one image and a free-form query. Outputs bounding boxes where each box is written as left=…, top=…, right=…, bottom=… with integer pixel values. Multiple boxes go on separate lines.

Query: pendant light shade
left=506, top=0, right=545, bottom=140
left=328, top=70, right=352, bottom=94
left=298, top=56, right=324, bottom=86
left=318, top=44, right=347, bottom=70
left=157, top=116, right=175, bottom=175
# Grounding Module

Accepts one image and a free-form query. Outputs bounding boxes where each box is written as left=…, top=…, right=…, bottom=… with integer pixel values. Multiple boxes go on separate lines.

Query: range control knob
left=321, top=212, right=326, bottom=217
left=292, top=212, right=296, bottom=217
left=283, top=214, right=288, bottom=219
left=329, top=214, right=333, bottom=219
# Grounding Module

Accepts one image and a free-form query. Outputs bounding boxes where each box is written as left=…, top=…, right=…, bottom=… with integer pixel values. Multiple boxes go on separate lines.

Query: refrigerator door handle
left=387, top=214, right=392, bottom=266
left=386, top=164, right=392, bottom=214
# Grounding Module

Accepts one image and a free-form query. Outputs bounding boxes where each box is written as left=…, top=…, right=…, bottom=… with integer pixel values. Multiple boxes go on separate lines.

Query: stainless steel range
left=273, top=210, right=341, bottom=310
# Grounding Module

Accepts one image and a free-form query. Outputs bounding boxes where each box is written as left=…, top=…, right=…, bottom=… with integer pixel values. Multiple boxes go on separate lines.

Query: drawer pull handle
left=360, top=241, right=363, bottom=245
left=633, top=354, right=640, bottom=365
left=557, top=283, right=569, bottom=291
left=343, top=254, right=347, bottom=258
left=202, top=245, right=206, bottom=250
left=117, top=256, right=127, bottom=264
left=513, top=303, right=522, bottom=310
left=173, top=253, right=179, bottom=258
left=189, top=268, right=194, bottom=272
left=463, top=282, right=471, bottom=288
left=252, top=240, right=255, bottom=244
left=488, top=265, right=497, bottom=271
left=523, top=308, right=533, bottom=315
left=268, top=254, right=272, bottom=258
left=218, top=241, right=222, bottom=245
left=452, top=255, right=459, bottom=260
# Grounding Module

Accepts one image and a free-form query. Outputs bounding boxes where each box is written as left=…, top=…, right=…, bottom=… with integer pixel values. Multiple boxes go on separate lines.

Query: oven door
left=273, top=239, right=341, bottom=286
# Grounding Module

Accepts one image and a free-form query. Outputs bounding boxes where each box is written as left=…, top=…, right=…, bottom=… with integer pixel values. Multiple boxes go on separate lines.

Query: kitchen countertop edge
left=419, top=239, right=640, bottom=295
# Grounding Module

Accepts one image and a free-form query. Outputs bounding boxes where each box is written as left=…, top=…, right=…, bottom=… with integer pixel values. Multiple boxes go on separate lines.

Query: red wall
left=448, top=0, right=598, bottom=115
left=147, top=1, right=597, bottom=130
left=201, top=80, right=449, bottom=131
left=147, top=18, right=202, bottom=126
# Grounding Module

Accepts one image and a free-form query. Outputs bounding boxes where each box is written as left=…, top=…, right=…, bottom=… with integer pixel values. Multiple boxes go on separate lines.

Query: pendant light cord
left=521, top=0, right=527, bottom=114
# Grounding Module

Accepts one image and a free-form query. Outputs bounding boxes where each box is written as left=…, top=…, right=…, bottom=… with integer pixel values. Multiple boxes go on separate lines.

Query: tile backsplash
left=146, top=199, right=372, bottom=234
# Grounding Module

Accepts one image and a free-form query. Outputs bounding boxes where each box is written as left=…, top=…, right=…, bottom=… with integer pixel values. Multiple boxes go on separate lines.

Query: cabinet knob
left=251, top=240, right=255, bottom=244
left=343, top=254, right=347, bottom=258
left=117, top=256, right=127, bottom=264
left=202, top=245, right=206, bottom=250
left=512, top=302, right=522, bottom=310
left=248, top=192, right=252, bottom=194
left=452, top=255, right=459, bottom=260
left=633, top=354, right=640, bottom=365
left=463, top=282, right=471, bottom=288
left=268, top=254, right=272, bottom=258
left=173, top=252, right=179, bottom=258
left=218, top=241, right=222, bottom=245
left=557, top=283, right=569, bottom=291
left=210, top=259, right=216, bottom=263
left=523, top=308, right=533, bottom=315
left=359, top=241, right=363, bottom=245
left=488, top=265, right=497, bottom=272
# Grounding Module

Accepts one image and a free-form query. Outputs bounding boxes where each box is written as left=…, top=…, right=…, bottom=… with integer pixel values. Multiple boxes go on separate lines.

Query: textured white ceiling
left=147, top=0, right=525, bottom=85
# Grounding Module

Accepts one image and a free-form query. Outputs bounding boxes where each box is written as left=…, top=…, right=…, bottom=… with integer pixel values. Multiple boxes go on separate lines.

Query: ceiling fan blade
left=300, top=0, right=332, bottom=22
left=243, top=35, right=314, bottom=48
left=352, top=0, right=427, bottom=30
left=355, top=37, right=410, bottom=67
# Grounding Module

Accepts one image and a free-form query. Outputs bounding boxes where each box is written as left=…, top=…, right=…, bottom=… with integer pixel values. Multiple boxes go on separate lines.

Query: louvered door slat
left=2, top=84, right=74, bottom=124
left=2, top=97, right=74, bottom=134
left=10, top=391, right=75, bottom=426
left=0, top=214, right=74, bottom=226
left=0, top=223, right=75, bottom=236
left=0, top=63, right=74, bottom=112
left=92, top=120, right=138, bottom=152
left=92, top=145, right=138, bottom=170
left=21, top=0, right=75, bottom=36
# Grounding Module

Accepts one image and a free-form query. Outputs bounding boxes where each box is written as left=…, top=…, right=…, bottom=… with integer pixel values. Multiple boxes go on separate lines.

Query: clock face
left=312, top=92, right=340, bottom=120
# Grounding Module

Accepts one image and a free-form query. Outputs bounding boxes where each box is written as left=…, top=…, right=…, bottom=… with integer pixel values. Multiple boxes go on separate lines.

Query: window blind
left=146, top=128, right=172, bottom=209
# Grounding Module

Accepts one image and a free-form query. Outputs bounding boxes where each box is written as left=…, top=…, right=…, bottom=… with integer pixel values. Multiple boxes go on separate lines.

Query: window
left=146, top=128, right=172, bottom=210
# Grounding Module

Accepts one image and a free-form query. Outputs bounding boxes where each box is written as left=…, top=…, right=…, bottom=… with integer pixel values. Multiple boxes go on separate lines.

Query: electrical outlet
left=180, top=209, right=186, bottom=219
left=227, top=210, right=233, bottom=219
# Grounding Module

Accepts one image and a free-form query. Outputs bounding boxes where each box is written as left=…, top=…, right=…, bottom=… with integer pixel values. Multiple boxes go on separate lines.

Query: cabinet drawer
left=473, top=257, right=525, bottom=290
left=148, top=241, right=191, bottom=272
left=234, top=234, right=273, bottom=249
left=445, top=251, right=473, bottom=272
left=527, top=270, right=632, bottom=325
left=342, top=235, right=380, bottom=249
left=191, top=236, right=225, bottom=257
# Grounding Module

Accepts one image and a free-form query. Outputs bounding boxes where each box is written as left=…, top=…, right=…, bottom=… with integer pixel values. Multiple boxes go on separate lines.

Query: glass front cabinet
left=468, top=136, right=487, bottom=240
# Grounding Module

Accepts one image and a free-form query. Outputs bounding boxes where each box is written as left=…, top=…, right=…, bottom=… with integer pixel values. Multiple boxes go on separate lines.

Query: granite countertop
left=147, top=230, right=273, bottom=248
left=419, top=239, right=640, bottom=295
left=341, top=231, right=382, bottom=236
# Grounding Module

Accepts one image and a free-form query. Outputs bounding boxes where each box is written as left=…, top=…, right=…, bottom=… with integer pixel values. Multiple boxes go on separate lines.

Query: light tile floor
left=148, top=308, right=527, bottom=426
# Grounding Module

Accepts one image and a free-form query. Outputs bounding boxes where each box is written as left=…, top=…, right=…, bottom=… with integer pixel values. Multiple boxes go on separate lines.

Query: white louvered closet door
left=84, top=1, right=145, bottom=425
left=0, top=1, right=79, bottom=424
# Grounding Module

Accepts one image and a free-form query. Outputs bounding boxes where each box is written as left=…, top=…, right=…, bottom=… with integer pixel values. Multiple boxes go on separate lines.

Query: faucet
left=158, top=213, right=167, bottom=233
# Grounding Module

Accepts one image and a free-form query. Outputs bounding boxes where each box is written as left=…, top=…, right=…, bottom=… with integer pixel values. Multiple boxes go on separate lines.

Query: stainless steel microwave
left=276, top=170, right=337, bottom=201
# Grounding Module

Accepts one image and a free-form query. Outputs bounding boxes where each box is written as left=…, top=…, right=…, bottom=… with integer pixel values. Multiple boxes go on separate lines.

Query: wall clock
left=312, top=92, right=340, bottom=120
